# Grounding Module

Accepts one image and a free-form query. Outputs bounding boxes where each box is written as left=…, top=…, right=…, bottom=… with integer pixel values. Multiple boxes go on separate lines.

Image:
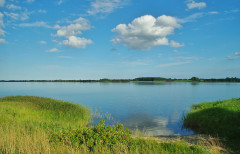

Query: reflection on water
left=0, top=82, right=239, bottom=136
left=191, top=82, right=200, bottom=86
left=133, top=82, right=171, bottom=86
left=123, top=113, right=173, bottom=136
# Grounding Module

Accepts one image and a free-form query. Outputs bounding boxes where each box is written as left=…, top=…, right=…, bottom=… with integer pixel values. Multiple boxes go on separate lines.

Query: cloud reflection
left=123, top=113, right=174, bottom=136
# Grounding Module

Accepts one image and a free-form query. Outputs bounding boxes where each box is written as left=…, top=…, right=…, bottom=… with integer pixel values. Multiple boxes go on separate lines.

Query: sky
left=0, top=0, right=240, bottom=80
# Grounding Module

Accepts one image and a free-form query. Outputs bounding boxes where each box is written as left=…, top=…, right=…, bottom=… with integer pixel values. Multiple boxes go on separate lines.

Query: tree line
left=1, top=77, right=240, bottom=82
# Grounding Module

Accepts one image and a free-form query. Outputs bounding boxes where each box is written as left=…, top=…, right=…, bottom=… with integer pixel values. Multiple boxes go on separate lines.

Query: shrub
left=52, top=120, right=134, bottom=152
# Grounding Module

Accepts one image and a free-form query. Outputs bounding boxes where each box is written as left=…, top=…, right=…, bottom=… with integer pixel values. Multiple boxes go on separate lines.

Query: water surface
left=1, top=82, right=239, bottom=136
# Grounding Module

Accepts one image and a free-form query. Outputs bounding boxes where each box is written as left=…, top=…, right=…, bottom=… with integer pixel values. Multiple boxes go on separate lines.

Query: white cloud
left=47, top=48, right=59, bottom=52
left=170, top=40, right=184, bottom=47
left=157, top=61, right=191, bottom=68
left=208, top=11, right=219, bottom=15
left=7, top=4, right=21, bottom=10
left=57, top=0, right=63, bottom=5
left=235, top=52, right=240, bottom=56
left=19, top=21, right=51, bottom=28
left=38, top=9, right=47, bottom=14
left=88, top=0, right=126, bottom=15
left=178, top=12, right=204, bottom=23
left=0, top=29, right=5, bottom=36
left=0, top=12, right=5, bottom=37
left=53, top=24, right=61, bottom=29
left=26, top=0, right=35, bottom=3
left=112, top=15, right=181, bottom=50
left=21, top=10, right=31, bottom=20
left=187, top=0, right=206, bottom=10
left=178, top=11, right=218, bottom=24
left=224, top=9, right=239, bottom=14
left=39, top=41, right=47, bottom=44
left=4, top=12, right=19, bottom=20
left=62, top=36, right=92, bottom=48
left=4, top=10, right=31, bottom=21
left=56, top=17, right=91, bottom=37
left=56, top=17, right=92, bottom=48
left=0, top=0, right=5, bottom=7
left=227, top=56, right=233, bottom=60
left=173, top=50, right=179, bottom=54
left=0, top=12, right=4, bottom=27
left=0, top=38, right=6, bottom=44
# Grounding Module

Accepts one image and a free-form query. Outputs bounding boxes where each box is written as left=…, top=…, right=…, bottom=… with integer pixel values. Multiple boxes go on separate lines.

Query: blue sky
left=0, top=0, right=239, bottom=80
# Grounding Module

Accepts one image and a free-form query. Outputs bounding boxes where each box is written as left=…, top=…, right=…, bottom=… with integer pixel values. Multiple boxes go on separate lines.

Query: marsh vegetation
left=0, top=96, right=224, bottom=153
left=184, top=98, right=240, bottom=153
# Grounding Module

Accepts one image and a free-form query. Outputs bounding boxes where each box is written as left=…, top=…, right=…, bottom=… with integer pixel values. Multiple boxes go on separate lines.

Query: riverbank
left=0, top=96, right=222, bottom=153
left=184, top=98, right=240, bottom=153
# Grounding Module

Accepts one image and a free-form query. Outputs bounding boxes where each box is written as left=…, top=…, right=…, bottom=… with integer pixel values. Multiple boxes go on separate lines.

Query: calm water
left=1, top=82, right=240, bottom=136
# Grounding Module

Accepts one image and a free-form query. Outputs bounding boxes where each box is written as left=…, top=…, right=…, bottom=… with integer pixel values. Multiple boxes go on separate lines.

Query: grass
left=0, top=96, right=222, bottom=153
left=183, top=98, right=240, bottom=153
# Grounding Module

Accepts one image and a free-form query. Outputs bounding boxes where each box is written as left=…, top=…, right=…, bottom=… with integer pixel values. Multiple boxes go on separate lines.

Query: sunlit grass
left=0, top=96, right=90, bottom=130
left=0, top=96, right=224, bottom=153
left=184, top=98, right=240, bottom=153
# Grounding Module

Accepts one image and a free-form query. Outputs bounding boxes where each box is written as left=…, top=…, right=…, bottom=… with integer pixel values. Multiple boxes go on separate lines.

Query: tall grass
left=0, top=96, right=91, bottom=153
left=0, top=96, right=90, bottom=130
left=0, top=96, right=223, bottom=153
left=183, top=98, right=240, bottom=153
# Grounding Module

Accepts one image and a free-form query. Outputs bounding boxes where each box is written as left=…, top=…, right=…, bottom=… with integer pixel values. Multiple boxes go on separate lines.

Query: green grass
left=0, top=96, right=90, bottom=131
left=52, top=120, right=209, bottom=153
left=183, top=98, right=240, bottom=153
left=0, top=96, right=220, bottom=153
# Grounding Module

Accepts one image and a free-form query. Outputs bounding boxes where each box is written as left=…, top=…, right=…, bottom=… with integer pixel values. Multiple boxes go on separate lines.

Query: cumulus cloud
left=0, top=38, right=6, bottom=43
left=7, top=4, right=21, bottom=10
left=39, top=41, right=47, bottom=44
left=19, top=21, right=51, bottom=28
left=170, top=40, right=184, bottom=47
left=112, top=15, right=182, bottom=50
left=227, top=56, right=233, bottom=60
left=88, top=0, right=126, bottom=15
left=0, top=0, right=5, bottom=7
left=227, top=56, right=234, bottom=60
left=186, top=0, right=206, bottom=10
left=46, top=48, right=59, bottom=52
left=56, top=17, right=92, bottom=48
left=56, top=17, right=91, bottom=37
left=235, top=52, right=240, bottom=56
left=62, top=36, right=92, bottom=48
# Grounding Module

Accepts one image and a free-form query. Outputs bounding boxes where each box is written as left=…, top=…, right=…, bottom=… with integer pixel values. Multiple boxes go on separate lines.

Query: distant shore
left=1, top=77, right=240, bottom=83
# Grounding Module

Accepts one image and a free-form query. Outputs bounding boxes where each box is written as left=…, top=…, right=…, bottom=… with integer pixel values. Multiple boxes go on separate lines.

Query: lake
left=0, top=82, right=239, bottom=136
